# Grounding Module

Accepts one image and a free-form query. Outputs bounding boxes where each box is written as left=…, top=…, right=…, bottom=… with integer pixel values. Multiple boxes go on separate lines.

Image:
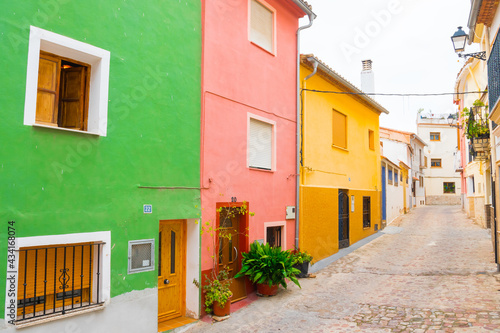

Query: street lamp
left=451, top=26, right=486, bottom=61
left=447, top=113, right=462, bottom=128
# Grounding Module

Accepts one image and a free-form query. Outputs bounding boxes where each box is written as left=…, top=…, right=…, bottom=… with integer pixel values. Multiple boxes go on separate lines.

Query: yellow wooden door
left=158, top=220, right=185, bottom=322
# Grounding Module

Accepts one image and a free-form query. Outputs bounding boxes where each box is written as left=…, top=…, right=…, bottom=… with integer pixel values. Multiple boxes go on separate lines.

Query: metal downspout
left=295, top=13, right=315, bottom=249
left=468, top=0, right=483, bottom=43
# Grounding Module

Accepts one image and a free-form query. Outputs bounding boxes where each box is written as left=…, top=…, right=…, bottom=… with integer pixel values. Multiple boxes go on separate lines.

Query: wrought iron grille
left=363, top=197, right=371, bottom=228
left=489, top=32, right=500, bottom=109
left=16, top=242, right=104, bottom=324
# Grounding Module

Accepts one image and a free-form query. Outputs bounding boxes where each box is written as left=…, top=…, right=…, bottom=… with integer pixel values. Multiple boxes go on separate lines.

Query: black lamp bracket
left=458, top=51, right=486, bottom=61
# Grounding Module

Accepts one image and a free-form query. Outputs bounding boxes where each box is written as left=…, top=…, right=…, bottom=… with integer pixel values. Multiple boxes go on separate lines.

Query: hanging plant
left=461, top=100, right=489, bottom=139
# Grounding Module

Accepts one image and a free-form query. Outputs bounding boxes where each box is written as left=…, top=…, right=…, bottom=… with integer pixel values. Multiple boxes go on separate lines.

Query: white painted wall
left=385, top=165, right=404, bottom=224
left=186, top=218, right=200, bottom=319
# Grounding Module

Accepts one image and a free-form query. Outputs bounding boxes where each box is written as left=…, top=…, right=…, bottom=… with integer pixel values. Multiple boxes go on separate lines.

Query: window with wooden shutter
left=332, top=109, right=347, bottom=149
left=35, top=51, right=89, bottom=131
left=249, top=118, right=273, bottom=170
left=250, top=0, right=274, bottom=53
left=15, top=242, right=105, bottom=323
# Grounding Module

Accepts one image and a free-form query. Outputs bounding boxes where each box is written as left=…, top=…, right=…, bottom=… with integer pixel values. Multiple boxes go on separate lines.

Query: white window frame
left=127, top=239, right=155, bottom=274
left=247, top=113, right=276, bottom=171
left=248, top=0, right=276, bottom=55
left=264, top=221, right=286, bottom=250
left=24, top=26, right=110, bottom=136
left=4, top=231, right=111, bottom=326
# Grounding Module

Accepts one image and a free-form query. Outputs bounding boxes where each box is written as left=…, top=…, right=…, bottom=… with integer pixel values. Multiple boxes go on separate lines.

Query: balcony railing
left=489, top=31, right=500, bottom=109
left=15, top=243, right=105, bottom=324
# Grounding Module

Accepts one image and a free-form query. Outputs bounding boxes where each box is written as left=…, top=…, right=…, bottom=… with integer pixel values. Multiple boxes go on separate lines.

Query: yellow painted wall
left=400, top=165, right=409, bottom=213
left=299, top=64, right=382, bottom=262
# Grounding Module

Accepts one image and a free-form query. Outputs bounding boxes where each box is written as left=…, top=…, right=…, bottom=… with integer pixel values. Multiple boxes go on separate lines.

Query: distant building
left=417, top=115, right=462, bottom=205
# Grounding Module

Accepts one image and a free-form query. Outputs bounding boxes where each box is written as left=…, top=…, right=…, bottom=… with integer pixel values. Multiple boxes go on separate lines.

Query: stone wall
left=425, top=195, right=461, bottom=205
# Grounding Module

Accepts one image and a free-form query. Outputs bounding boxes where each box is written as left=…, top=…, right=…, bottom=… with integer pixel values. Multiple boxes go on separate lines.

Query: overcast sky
left=299, top=0, right=476, bottom=133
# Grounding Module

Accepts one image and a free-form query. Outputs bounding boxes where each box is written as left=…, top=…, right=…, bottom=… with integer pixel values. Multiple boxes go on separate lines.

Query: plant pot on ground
left=235, top=241, right=301, bottom=297
left=212, top=297, right=232, bottom=317
left=291, top=249, right=313, bottom=278
left=203, top=269, right=233, bottom=316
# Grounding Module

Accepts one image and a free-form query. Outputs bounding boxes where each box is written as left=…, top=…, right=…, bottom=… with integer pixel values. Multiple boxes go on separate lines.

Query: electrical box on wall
left=286, top=206, right=296, bottom=219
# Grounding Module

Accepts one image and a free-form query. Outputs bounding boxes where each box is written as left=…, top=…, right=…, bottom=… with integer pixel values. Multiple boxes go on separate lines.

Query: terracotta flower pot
left=256, top=283, right=279, bottom=296
left=213, top=299, right=231, bottom=317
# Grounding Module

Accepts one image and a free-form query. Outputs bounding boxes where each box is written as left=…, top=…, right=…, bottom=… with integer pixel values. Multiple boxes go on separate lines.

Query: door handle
left=234, top=247, right=238, bottom=261
left=164, top=279, right=170, bottom=285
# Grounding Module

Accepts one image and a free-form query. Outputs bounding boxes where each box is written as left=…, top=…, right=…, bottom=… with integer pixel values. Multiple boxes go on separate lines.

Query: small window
left=431, top=159, right=442, bottom=167
left=128, top=239, right=155, bottom=274
left=424, top=156, right=428, bottom=168
left=249, top=0, right=275, bottom=53
left=332, top=109, right=347, bottom=149
left=444, top=182, right=455, bottom=194
left=430, top=132, right=440, bottom=141
left=395, top=170, right=399, bottom=186
left=388, top=167, right=393, bottom=185
left=368, top=130, right=375, bottom=150
left=363, top=197, right=371, bottom=228
left=248, top=117, right=274, bottom=170
left=24, top=26, right=110, bottom=136
left=266, top=226, right=282, bottom=248
left=36, top=52, right=90, bottom=130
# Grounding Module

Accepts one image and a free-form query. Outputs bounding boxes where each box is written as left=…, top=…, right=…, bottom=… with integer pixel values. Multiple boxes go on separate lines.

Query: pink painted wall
left=201, top=0, right=304, bottom=271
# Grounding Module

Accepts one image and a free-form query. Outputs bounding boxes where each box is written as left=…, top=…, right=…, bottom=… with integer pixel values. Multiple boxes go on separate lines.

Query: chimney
left=361, top=59, right=375, bottom=94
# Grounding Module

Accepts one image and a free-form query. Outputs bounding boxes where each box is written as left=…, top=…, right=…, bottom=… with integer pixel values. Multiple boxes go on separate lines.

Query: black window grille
left=15, top=242, right=104, bottom=324
left=363, top=197, right=371, bottom=228
left=489, top=31, right=500, bottom=109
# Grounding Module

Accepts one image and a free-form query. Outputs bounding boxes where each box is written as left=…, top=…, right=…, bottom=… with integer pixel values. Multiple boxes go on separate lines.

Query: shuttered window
left=250, top=0, right=274, bottom=53
left=332, top=109, right=347, bottom=149
left=36, top=51, right=89, bottom=131
left=15, top=242, right=106, bottom=322
left=249, top=118, right=273, bottom=170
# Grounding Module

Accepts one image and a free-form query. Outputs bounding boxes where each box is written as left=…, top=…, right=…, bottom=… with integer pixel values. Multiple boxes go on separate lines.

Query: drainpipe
left=295, top=10, right=315, bottom=249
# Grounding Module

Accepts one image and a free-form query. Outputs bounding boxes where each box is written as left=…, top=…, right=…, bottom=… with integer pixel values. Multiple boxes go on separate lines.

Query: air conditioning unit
left=286, top=206, right=296, bottom=219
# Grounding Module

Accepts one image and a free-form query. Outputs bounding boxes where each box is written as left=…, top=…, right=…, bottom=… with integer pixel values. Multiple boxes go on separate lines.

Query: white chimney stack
left=361, top=59, right=375, bottom=94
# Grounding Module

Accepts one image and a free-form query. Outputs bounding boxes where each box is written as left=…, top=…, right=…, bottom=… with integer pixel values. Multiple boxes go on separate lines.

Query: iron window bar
left=15, top=242, right=105, bottom=324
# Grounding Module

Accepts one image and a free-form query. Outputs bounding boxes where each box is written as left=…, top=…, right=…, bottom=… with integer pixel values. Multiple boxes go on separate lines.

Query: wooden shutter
left=249, top=118, right=273, bottom=170
left=59, top=66, right=86, bottom=130
left=332, top=110, right=347, bottom=149
left=36, top=53, right=60, bottom=125
left=250, top=0, right=273, bottom=52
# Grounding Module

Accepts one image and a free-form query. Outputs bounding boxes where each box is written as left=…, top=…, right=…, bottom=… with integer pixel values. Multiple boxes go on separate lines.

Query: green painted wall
left=0, top=0, right=201, bottom=318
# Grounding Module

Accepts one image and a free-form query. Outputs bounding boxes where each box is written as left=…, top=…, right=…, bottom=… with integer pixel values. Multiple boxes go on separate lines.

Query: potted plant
left=292, top=248, right=313, bottom=278
left=203, top=269, right=233, bottom=317
left=235, top=241, right=301, bottom=296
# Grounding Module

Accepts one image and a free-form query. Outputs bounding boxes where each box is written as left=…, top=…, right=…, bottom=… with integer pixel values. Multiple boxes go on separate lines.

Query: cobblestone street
left=185, top=206, right=500, bottom=333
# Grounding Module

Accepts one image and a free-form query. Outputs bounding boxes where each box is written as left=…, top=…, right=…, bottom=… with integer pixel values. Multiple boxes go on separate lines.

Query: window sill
left=250, top=41, right=276, bottom=56
left=332, top=145, right=349, bottom=152
left=15, top=303, right=105, bottom=329
left=249, top=167, right=274, bottom=173
left=33, top=123, right=100, bottom=136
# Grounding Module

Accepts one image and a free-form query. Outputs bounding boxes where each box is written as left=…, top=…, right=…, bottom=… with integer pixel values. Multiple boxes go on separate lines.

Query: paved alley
left=185, top=206, right=500, bottom=333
